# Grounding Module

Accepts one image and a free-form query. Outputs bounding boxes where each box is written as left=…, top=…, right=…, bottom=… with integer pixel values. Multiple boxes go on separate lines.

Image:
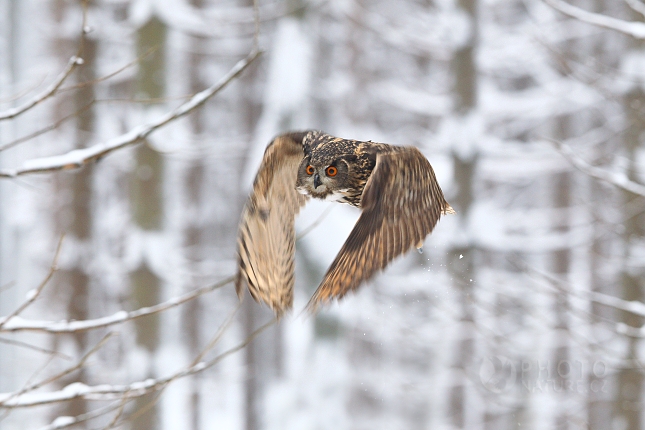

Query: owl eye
left=305, top=165, right=315, bottom=175
left=326, top=166, right=338, bottom=177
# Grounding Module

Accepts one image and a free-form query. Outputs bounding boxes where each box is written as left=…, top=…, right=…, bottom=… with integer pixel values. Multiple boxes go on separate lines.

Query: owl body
left=236, top=130, right=453, bottom=317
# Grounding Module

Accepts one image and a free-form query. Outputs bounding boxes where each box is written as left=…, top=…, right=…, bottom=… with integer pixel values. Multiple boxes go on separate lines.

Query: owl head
left=295, top=156, right=351, bottom=201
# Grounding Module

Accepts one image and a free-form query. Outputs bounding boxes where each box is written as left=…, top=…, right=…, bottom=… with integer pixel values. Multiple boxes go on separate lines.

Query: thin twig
left=513, top=256, right=645, bottom=336
left=0, top=0, right=86, bottom=121
left=0, top=337, right=72, bottom=360
left=59, top=46, right=158, bottom=94
left=296, top=204, right=335, bottom=240
left=0, top=48, right=261, bottom=178
left=0, top=100, right=95, bottom=153
left=102, top=396, right=130, bottom=430
left=0, top=56, right=83, bottom=121
left=551, top=139, right=645, bottom=197
left=114, top=389, right=165, bottom=429
left=0, top=235, right=64, bottom=330
left=0, top=354, right=57, bottom=421
left=0, top=76, right=47, bottom=103
left=190, top=302, right=241, bottom=366
left=543, top=0, right=645, bottom=39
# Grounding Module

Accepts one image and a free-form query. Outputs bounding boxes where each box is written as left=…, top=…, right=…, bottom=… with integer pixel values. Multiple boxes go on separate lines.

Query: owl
left=235, top=130, right=453, bottom=317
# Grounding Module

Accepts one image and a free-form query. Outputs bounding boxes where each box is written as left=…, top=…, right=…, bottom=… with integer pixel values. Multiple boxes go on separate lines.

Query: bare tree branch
left=0, top=50, right=160, bottom=154
left=0, top=1, right=265, bottom=423
left=102, top=396, right=129, bottom=430
left=590, top=291, right=645, bottom=317
left=0, top=319, right=275, bottom=408
left=59, top=47, right=155, bottom=94
left=517, top=257, right=645, bottom=341
left=0, top=333, right=115, bottom=408
left=0, top=57, right=83, bottom=121
left=114, top=390, right=164, bottom=429
left=0, top=337, right=71, bottom=360
left=0, top=48, right=261, bottom=178
left=27, top=333, right=116, bottom=393
left=552, top=139, right=645, bottom=197
left=296, top=204, right=335, bottom=241
left=0, top=101, right=96, bottom=153
left=544, top=0, right=645, bottom=38
left=0, top=275, right=235, bottom=333
left=190, top=302, right=241, bottom=366
left=516, top=255, right=645, bottom=318
left=0, top=235, right=64, bottom=330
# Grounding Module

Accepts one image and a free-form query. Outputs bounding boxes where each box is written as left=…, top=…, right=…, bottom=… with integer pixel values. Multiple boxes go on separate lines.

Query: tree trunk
left=613, top=86, right=645, bottom=430
left=182, top=1, right=207, bottom=427
left=53, top=0, right=98, bottom=420
left=448, top=0, right=478, bottom=427
left=552, top=116, right=571, bottom=430
left=130, top=14, right=166, bottom=430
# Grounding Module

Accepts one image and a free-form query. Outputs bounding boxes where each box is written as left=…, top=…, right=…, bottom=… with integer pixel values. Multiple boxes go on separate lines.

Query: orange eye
left=326, top=166, right=338, bottom=177
left=305, top=165, right=315, bottom=175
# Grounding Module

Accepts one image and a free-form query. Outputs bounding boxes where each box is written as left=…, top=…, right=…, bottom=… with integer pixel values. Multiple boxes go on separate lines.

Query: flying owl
left=235, top=130, right=453, bottom=317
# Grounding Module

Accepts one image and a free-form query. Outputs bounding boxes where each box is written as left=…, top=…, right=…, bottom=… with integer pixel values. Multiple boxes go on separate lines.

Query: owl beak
left=313, top=173, right=322, bottom=189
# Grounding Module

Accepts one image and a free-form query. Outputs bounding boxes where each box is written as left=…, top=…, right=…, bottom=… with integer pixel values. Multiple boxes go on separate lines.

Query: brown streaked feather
left=307, top=146, right=451, bottom=311
left=236, top=132, right=309, bottom=317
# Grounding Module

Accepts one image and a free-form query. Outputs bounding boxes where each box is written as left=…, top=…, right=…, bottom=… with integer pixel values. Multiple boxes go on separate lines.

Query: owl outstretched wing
left=307, top=146, right=453, bottom=311
left=236, top=132, right=309, bottom=317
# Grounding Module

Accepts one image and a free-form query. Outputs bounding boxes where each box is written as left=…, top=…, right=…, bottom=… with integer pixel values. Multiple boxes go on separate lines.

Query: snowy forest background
left=1, top=0, right=645, bottom=429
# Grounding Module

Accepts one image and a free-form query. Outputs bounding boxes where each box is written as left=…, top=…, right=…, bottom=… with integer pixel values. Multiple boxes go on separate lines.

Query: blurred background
left=1, top=0, right=644, bottom=429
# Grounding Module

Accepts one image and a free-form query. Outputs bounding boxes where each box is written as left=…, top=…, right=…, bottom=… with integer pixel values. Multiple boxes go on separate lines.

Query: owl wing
left=236, top=132, right=309, bottom=317
left=307, top=146, right=452, bottom=311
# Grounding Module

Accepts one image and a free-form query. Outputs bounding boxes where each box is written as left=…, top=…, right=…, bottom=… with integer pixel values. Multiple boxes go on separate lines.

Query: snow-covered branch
left=0, top=56, right=83, bottom=121
left=589, top=291, right=645, bottom=338
left=589, top=290, right=645, bottom=318
left=544, top=0, right=645, bottom=38
left=0, top=48, right=261, bottom=178
left=0, top=275, right=234, bottom=333
left=0, top=319, right=275, bottom=408
left=553, top=140, right=645, bottom=197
